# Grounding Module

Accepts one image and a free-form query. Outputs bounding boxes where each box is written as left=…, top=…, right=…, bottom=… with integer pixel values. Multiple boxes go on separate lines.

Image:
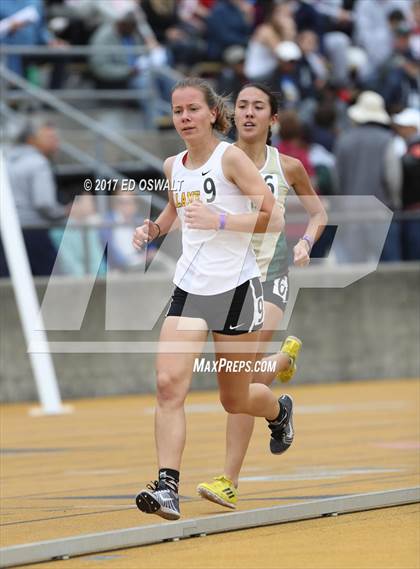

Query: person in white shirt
left=132, top=78, right=289, bottom=521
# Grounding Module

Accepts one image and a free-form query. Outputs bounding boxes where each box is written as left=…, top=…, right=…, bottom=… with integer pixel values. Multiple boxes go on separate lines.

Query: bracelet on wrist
left=219, top=212, right=227, bottom=230
left=300, top=234, right=313, bottom=252
left=152, top=222, right=161, bottom=240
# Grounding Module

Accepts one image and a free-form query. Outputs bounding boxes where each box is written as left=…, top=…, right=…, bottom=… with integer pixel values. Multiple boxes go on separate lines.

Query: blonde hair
left=172, top=78, right=232, bottom=135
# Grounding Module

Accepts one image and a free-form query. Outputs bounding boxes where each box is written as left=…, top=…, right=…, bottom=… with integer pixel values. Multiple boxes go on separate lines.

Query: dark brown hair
left=235, top=83, right=279, bottom=145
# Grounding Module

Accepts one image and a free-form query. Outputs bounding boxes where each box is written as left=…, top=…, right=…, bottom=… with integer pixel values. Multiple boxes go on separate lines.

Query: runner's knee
left=220, top=393, right=247, bottom=414
left=156, top=370, right=186, bottom=407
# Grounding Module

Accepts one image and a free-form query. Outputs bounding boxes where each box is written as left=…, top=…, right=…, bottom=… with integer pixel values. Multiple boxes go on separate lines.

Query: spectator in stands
left=141, top=0, right=180, bottom=44
left=276, top=110, right=318, bottom=251
left=409, top=0, right=420, bottom=60
left=277, top=109, right=316, bottom=179
left=310, top=100, right=337, bottom=153
left=301, top=123, right=335, bottom=195
left=300, top=122, right=336, bottom=258
left=100, top=193, right=146, bottom=271
left=334, top=91, right=402, bottom=262
left=178, top=0, right=213, bottom=37
left=294, top=0, right=354, bottom=87
left=345, top=45, right=369, bottom=90
left=296, top=29, right=328, bottom=89
left=294, top=0, right=353, bottom=38
left=49, top=194, right=106, bottom=277
left=392, top=108, right=420, bottom=144
left=400, top=127, right=420, bottom=261
left=392, top=107, right=420, bottom=156
left=206, top=0, right=253, bottom=61
left=64, top=0, right=139, bottom=28
left=0, top=0, right=68, bottom=88
left=89, top=7, right=172, bottom=129
left=266, top=41, right=319, bottom=109
left=376, top=22, right=419, bottom=113
left=391, top=108, right=420, bottom=260
left=353, top=0, right=412, bottom=76
left=388, top=7, right=407, bottom=33
left=50, top=0, right=145, bottom=46
left=5, top=118, right=68, bottom=276
left=244, top=0, right=296, bottom=81
left=217, top=45, right=247, bottom=103
left=141, top=0, right=206, bottom=65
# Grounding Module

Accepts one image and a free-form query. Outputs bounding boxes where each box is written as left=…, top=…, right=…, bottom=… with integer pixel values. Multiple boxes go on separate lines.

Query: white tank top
left=171, top=141, right=260, bottom=295
left=244, top=40, right=279, bottom=79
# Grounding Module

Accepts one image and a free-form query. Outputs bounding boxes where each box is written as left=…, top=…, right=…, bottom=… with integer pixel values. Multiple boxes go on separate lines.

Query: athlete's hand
left=293, top=240, right=310, bottom=267
left=184, top=200, right=218, bottom=230
left=132, top=219, right=158, bottom=250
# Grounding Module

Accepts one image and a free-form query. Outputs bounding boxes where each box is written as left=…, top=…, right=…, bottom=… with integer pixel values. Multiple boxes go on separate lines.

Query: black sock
left=269, top=401, right=287, bottom=424
left=159, top=468, right=179, bottom=493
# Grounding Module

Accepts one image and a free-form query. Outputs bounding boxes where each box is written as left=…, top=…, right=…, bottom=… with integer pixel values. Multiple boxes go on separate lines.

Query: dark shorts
left=262, top=274, right=289, bottom=312
left=166, top=277, right=264, bottom=335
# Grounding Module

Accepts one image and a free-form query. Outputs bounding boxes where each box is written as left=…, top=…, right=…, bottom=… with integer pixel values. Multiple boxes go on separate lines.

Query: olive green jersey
left=252, top=146, right=290, bottom=282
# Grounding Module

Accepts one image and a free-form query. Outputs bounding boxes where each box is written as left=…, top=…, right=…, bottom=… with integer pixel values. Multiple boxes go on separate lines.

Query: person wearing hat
left=393, top=108, right=420, bottom=132
left=334, top=90, right=402, bottom=262
left=392, top=108, right=420, bottom=154
left=264, top=40, right=321, bottom=110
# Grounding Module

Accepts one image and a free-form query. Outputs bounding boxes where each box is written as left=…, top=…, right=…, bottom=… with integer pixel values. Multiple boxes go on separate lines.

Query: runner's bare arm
left=283, top=155, right=327, bottom=247
left=132, top=157, right=179, bottom=249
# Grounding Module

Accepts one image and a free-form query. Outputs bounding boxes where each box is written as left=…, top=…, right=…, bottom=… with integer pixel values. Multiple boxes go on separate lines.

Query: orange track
left=1, top=379, right=419, bottom=567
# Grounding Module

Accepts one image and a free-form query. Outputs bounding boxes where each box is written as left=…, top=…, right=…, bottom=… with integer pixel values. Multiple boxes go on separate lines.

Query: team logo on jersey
left=174, top=190, right=201, bottom=208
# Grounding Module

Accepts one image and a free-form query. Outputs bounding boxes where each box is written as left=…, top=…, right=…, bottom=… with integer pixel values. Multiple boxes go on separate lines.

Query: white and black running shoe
left=267, top=394, right=294, bottom=454
left=135, top=480, right=180, bottom=520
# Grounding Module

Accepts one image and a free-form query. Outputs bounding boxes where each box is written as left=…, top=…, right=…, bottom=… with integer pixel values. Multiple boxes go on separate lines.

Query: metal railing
left=0, top=46, right=149, bottom=55
left=3, top=88, right=155, bottom=102
left=0, top=101, right=168, bottom=213
left=0, top=65, right=165, bottom=169
left=0, top=44, right=183, bottom=106
left=4, top=208, right=417, bottom=277
left=0, top=44, right=183, bottom=80
left=46, top=220, right=176, bottom=276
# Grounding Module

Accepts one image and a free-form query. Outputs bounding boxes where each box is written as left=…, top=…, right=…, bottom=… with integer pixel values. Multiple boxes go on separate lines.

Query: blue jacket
left=0, top=0, right=52, bottom=75
left=206, top=0, right=251, bottom=61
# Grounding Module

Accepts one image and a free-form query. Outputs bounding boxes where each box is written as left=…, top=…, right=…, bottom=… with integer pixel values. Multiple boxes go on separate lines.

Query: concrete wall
left=1, top=263, right=419, bottom=402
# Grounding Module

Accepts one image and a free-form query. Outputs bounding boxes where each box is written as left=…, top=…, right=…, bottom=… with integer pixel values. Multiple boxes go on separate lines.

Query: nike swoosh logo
left=229, top=323, right=245, bottom=330
left=201, top=169, right=211, bottom=176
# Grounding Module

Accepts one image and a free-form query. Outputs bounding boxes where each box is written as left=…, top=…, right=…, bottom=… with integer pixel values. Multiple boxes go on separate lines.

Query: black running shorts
left=166, top=277, right=264, bottom=335
left=262, top=274, right=289, bottom=312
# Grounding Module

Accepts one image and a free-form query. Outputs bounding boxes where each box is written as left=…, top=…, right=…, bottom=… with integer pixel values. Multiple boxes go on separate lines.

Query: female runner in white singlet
left=132, top=78, right=289, bottom=521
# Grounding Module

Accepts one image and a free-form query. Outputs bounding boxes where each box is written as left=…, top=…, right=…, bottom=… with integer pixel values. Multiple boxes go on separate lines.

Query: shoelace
left=147, top=478, right=178, bottom=494
left=146, top=480, right=160, bottom=492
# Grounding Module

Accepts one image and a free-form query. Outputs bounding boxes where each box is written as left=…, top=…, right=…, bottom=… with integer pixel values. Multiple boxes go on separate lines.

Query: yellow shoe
left=276, top=336, right=302, bottom=383
left=197, top=475, right=237, bottom=509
